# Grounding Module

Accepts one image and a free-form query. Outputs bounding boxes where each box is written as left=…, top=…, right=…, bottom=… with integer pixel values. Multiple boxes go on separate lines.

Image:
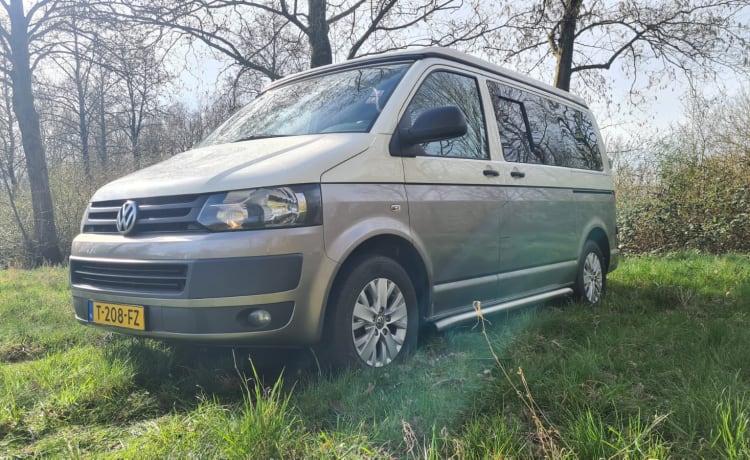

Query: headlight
left=197, top=184, right=322, bottom=231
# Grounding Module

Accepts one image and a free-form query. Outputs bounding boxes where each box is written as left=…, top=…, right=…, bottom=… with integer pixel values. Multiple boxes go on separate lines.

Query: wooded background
left=1, top=0, right=749, bottom=267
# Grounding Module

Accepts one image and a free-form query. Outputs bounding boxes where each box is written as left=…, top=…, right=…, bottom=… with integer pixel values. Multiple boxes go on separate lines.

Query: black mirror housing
left=390, top=106, right=468, bottom=156
left=401, top=106, right=467, bottom=145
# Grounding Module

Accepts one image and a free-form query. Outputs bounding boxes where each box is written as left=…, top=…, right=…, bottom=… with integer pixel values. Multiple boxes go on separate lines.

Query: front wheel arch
left=322, top=255, right=419, bottom=369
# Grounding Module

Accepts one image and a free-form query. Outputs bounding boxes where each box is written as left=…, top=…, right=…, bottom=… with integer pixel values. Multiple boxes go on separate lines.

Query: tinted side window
left=559, top=109, right=604, bottom=171
left=489, top=89, right=540, bottom=164
left=404, top=71, right=488, bottom=160
left=487, top=80, right=603, bottom=171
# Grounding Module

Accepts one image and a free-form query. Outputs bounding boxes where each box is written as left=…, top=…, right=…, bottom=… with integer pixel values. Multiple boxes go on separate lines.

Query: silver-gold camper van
left=70, top=48, right=618, bottom=368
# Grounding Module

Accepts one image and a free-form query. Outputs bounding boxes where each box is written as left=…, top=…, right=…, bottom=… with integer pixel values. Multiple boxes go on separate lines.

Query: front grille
left=70, top=259, right=188, bottom=294
left=83, top=194, right=208, bottom=234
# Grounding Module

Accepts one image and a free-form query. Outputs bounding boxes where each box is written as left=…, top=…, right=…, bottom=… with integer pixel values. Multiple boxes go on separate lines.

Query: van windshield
left=200, top=63, right=412, bottom=147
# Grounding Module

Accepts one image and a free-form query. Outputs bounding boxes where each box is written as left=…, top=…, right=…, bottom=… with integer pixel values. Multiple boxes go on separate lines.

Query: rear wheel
left=575, top=241, right=606, bottom=305
left=325, top=255, right=418, bottom=368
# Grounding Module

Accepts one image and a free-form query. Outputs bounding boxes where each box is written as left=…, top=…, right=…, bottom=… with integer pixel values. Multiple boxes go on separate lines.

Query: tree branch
left=327, top=0, right=366, bottom=24
left=99, top=4, right=283, bottom=80
left=572, top=27, right=647, bottom=73
left=347, top=0, right=398, bottom=59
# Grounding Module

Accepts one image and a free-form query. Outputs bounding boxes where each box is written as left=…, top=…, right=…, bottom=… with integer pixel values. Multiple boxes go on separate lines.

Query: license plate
left=88, top=301, right=146, bottom=331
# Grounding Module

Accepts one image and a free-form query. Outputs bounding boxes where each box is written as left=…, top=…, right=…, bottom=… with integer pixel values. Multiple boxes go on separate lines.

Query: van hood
left=91, top=133, right=373, bottom=201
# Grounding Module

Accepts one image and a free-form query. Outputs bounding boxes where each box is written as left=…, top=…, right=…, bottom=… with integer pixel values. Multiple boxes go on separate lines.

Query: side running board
left=433, top=288, right=573, bottom=331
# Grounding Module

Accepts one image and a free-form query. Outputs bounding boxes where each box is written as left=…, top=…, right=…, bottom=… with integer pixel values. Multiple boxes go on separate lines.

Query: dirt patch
left=0, top=340, right=46, bottom=363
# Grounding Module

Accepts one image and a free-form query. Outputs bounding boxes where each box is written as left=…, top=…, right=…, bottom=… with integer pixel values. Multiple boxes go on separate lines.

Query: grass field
left=1, top=252, right=749, bottom=458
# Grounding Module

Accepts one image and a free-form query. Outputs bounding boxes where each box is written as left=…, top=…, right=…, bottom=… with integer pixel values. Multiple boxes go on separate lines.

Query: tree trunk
left=8, top=0, right=63, bottom=266
left=77, top=86, right=90, bottom=176
left=308, top=0, right=333, bottom=68
left=96, top=74, right=108, bottom=167
left=72, top=27, right=91, bottom=177
left=129, top=106, right=141, bottom=168
left=2, top=80, right=17, bottom=187
left=553, top=0, right=582, bottom=92
left=92, top=39, right=108, bottom=168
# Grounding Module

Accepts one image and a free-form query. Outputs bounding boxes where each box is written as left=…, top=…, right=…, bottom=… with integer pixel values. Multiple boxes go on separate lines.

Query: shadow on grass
left=95, top=301, right=540, bottom=445
left=103, top=337, right=323, bottom=412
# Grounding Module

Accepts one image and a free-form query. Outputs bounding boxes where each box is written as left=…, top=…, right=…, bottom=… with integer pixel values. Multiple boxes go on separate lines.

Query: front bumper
left=69, top=226, right=337, bottom=345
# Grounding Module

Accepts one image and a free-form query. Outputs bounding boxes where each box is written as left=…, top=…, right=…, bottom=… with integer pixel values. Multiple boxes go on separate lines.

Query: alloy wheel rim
left=351, top=277, right=408, bottom=367
left=583, top=252, right=603, bottom=303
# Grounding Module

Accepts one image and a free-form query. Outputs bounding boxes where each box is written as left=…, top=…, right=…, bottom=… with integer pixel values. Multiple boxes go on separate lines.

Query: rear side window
left=403, top=71, right=489, bottom=160
left=490, top=94, right=539, bottom=164
left=487, top=81, right=603, bottom=171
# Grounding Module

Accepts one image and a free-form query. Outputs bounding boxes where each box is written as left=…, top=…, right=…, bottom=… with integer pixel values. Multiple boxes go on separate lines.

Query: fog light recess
left=248, top=309, right=272, bottom=327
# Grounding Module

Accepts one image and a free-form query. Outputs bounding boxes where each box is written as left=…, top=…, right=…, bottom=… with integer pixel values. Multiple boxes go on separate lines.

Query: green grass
left=0, top=267, right=102, bottom=362
left=477, top=252, right=750, bottom=458
left=1, top=252, right=749, bottom=458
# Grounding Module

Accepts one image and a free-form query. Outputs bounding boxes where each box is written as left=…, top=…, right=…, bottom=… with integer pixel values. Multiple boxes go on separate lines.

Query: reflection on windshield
left=200, top=63, right=412, bottom=147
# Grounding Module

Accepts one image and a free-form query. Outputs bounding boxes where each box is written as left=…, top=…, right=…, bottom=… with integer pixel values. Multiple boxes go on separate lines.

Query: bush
left=0, top=156, right=142, bottom=267
left=615, top=91, right=750, bottom=255
left=617, top=152, right=750, bottom=254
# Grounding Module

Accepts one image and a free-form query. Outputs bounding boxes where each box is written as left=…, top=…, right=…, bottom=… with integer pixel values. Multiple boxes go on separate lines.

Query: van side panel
left=496, top=182, right=580, bottom=298
left=481, top=72, right=616, bottom=302
left=574, top=190, right=618, bottom=266
left=405, top=182, right=502, bottom=313
left=570, top=168, right=618, bottom=265
left=319, top=183, right=412, bottom=265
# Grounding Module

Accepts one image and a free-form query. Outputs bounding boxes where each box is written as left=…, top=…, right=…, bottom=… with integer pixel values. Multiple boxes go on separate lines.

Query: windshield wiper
left=232, top=134, right=290, bottom=143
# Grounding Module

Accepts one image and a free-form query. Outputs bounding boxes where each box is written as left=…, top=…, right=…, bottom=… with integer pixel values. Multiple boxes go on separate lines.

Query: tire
left=325, top=255, right=418, bottom=369
left=574, top=241, right=606, bottom=305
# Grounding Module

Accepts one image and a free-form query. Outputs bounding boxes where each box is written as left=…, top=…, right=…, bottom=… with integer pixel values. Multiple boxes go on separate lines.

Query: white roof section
left=265, top=47, right=589, bottom=109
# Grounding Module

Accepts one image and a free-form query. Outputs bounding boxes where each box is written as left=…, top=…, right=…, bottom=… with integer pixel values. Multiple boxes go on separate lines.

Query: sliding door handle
left=510, top=170, right=526, bottom=178
left=483, top=169, right=500, bottom=177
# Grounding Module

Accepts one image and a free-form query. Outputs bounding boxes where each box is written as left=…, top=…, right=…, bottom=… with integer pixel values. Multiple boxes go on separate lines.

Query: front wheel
left=325, top=256, right=418, bottom=369
left=575, top=241, right=606, bottom=305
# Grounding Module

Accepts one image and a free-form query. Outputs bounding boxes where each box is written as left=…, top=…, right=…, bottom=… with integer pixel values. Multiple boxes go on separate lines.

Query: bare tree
left=82, top=22, right=174, bottom=169
left=717, top=90, right=750, bottom=159
left=0, top=0, right=65, bottom=265
left=98, top=0, right=493, bottom=89
left=486, top=0, right=750, bottom=92
left=0, top=68, right=31, bottom=254
left=0, top=62, right=18, bottom=188
left=46, top=5, right=97, bottom=176
left=88, top=38, right=118, bottom=168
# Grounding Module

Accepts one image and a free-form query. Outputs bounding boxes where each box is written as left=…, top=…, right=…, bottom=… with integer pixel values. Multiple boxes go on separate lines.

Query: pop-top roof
left=265, top=47, right=588, bottom=109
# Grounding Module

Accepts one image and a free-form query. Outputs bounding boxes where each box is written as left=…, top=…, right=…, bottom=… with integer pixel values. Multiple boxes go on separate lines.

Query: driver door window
left=403, top=71, right=489, bottom=160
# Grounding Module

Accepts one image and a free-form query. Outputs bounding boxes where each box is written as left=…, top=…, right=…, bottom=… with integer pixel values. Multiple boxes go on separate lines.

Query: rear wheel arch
left=584, top=227, right=611, bottom=272
left=575, top=238, right=607, bottom=305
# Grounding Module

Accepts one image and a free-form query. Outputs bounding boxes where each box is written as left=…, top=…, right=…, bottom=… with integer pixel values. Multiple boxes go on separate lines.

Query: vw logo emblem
left=116, top=200, right=138, bottom=235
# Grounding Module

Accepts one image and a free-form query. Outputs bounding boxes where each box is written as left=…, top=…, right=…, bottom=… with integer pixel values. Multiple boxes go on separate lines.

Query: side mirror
left=401, top=106, right=467, bottom=145
left=390, top=106, right=467, bottom=157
